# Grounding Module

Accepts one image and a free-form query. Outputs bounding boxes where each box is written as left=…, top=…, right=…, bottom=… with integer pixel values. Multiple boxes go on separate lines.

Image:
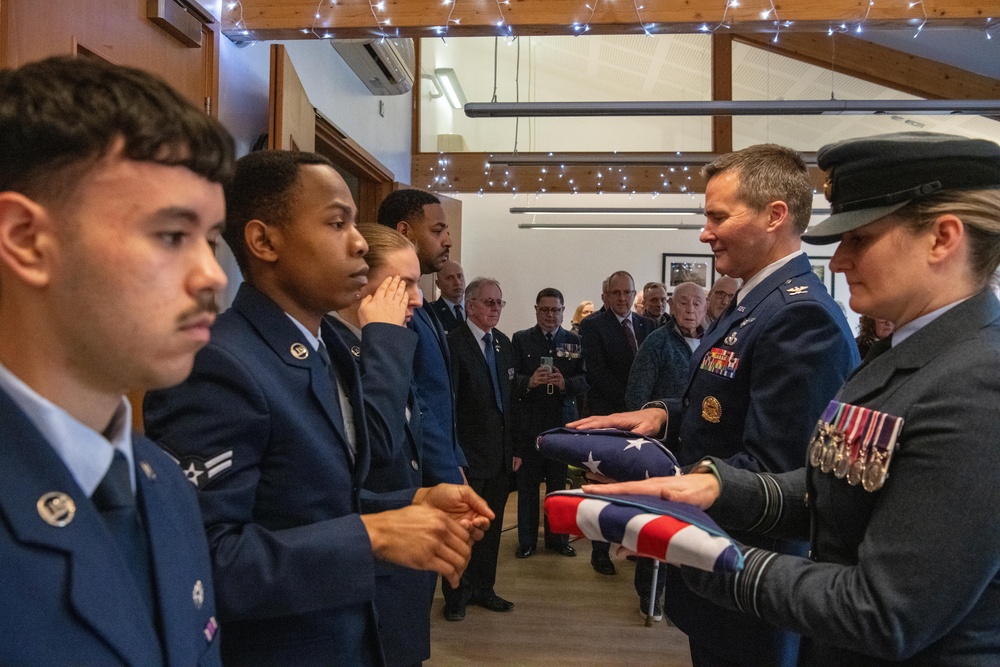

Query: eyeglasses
left=535, top=307, right=564, bottom=314
left=606, top=290, right=636, bottom=299
left=473, top=298, right=506, bottom=309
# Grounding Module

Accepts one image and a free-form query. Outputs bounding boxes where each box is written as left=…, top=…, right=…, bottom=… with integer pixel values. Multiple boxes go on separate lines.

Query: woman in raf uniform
left=583, top=132, right=1000, bottom=666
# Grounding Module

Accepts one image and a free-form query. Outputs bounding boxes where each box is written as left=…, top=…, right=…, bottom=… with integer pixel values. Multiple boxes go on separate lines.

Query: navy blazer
left=408, top=303, right=467, bottom=483
left=0, top=390, right=220, bottom=667
left=144, top=283, right=413, bottom=667
left=428, top=297, right=464, bottom=333
left=449, top=323, right=515, bottom=479
left=510, top=325, right=588, bottom=454
left=578, top=309, right=655, bottom=416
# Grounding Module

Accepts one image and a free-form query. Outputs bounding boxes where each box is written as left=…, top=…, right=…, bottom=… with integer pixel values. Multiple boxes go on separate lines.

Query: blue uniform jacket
left=427, top=297, right=464, bottom=333
left=327, top=316, right=434, bottom=667
left=662, top=253, right=859, bottom=665
left=408, top=303, right=468, bottom=483
left=144, top=283, right=413, bottom=667
left=0, top=390, right=221, bottom=667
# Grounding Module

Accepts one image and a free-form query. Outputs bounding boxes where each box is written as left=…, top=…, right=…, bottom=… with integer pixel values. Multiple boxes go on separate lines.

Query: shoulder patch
left=162, top=448, right=234, bottom=489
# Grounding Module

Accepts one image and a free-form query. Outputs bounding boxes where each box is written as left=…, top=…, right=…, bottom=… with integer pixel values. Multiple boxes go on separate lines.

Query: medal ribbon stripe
left=699, top=348, right=740, bottom=379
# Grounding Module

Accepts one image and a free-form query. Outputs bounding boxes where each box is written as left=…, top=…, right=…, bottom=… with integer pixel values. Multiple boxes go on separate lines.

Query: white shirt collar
left=0, top=361, right=134, bottom=496
left=466, top=318, right=491, bottom=345
left=613, top=311, right=633, bottom=325
left=286, top=313, right=322, bottom=351
left=442, top=297, right=464, bottom=311
left=737, top=250, right=804, bottom=305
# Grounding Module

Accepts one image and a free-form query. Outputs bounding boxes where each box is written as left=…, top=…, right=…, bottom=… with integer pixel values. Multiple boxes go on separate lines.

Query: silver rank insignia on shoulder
left=724, top=330, right=738, bottom=346
left=192, top=580, right=205, bottom=609
left=37, top=492, right=76, bottom=527
left=290, top=343, right=309, bottom=360
left=177, top=450, right=234, bottom=489
left=787, top=286, right=809, bottom=296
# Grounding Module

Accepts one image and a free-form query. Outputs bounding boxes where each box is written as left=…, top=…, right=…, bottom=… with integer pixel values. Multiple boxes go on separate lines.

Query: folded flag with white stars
left=544, top=490, right=744, bottom=573
left=536, top=427, right=679, bottom=481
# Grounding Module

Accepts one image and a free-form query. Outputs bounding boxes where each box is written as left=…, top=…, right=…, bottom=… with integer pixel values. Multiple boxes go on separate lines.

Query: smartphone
left=539, top=356, right=554, bottom=372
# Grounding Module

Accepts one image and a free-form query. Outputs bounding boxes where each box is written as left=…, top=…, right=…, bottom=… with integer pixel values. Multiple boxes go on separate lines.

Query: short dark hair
left=701, top=144, right=813, bottom=234
left=377, top=189, right=440, bottom=229
left=0, top=56, right=234, bottom=209
left=535, top=288, right=564, bottom=305
left=223, top=150, right=334, bottom=275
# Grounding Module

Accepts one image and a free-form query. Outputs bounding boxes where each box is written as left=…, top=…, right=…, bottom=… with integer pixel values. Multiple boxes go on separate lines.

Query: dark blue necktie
left=483, top=332, right=503, bottom=412
left=92, top=451, right=155, bottom=616
left=455, top=304, right=464, bottom=321
left=316, top=339, right=352, bottom=458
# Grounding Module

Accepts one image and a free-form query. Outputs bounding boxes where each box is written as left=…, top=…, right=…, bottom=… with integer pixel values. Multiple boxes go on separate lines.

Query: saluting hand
left=358, top=276, right=408, bottom=327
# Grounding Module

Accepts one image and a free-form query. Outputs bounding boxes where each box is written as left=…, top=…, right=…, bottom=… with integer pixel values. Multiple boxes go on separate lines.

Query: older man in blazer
left=578, top=270, right=654, bottom=574
left=428, top=260, right=467, bottom=333
left=444, top=277, right=517, bottom=621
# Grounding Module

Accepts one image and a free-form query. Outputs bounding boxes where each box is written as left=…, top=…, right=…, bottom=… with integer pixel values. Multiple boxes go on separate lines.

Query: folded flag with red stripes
left=536, top=427, right=679, bottom=482
left=544, top=490, right=744, bottom=573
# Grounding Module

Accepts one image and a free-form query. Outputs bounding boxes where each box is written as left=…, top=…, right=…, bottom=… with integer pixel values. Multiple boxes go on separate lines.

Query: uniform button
left=683, top=398, right=690, bottom=407
left=803, top=492, right=809, bottom=507
left=410, top=460, right=419, bottom=471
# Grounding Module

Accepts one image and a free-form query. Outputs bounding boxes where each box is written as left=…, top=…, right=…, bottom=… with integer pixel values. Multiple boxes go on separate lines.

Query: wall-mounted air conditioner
left=332, top=38, right=415, bottom=96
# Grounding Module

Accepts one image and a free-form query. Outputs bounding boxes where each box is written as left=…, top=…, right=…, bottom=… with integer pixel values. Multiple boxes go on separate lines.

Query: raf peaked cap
left=803, top=131, right=1000, bottom=244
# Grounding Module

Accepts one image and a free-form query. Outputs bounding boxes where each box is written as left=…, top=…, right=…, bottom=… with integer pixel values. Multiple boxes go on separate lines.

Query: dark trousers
left=443, top=473, right=509, bottom=606
left=516, top=451, right=569, bottom=549
left=634, top=557, right=666, bottom=600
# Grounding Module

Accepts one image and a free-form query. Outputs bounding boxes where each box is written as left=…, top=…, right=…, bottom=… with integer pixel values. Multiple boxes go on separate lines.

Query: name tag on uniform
left=699, top=347, right=740, bottom=379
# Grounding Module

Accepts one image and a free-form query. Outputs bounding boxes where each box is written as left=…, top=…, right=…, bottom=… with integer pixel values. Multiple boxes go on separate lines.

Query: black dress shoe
left=515, top=545, right=535, bottom=559
left=591, top=554, right=617, bottom=575
left=471, top=593, right=514, bottom=612
left=443, top=604, right=466, bottom=621
left=546, top=544, right=577, bottom=557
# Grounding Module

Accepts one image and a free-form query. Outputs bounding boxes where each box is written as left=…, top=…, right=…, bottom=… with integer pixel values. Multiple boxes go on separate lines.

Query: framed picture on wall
left=662, top=254, right=714, bottom=294
left=810, top=256, right=836, bottom=298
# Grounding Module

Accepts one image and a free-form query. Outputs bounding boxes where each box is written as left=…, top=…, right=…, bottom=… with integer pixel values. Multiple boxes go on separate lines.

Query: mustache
left=177, top=292, right=219, bottom=323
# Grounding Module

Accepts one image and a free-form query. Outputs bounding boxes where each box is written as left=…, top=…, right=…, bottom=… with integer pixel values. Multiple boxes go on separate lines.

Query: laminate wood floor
left=426, top=491, right=694, bottom=667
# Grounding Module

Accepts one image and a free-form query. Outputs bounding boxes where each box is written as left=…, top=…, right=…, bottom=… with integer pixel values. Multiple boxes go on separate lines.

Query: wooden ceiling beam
left=734, top=33, right=1000, bottom=101
left=411, top=152, right=827, bottom=195
left=225, top=0, right=997, bottom=41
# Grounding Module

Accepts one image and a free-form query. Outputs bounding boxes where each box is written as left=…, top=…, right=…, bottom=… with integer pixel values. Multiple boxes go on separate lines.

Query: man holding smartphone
left=511, top=288, right=588, bottom=559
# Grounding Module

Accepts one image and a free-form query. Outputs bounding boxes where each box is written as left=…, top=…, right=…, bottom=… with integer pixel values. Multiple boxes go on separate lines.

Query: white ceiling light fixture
left=435, top=67, right=468, bottom=110
left=466, top=99, right=1000, bottom=117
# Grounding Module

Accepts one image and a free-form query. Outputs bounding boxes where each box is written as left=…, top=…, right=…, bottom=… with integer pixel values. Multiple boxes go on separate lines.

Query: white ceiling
left=420, top=30, right=1000, bottom=153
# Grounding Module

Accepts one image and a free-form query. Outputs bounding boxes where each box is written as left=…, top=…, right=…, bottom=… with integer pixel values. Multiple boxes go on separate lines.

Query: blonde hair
left=357, top=223, right=415, bottom=274
left=894, top=189, right=1000, bottom=288
left=572, top=300, right=594, bottom=325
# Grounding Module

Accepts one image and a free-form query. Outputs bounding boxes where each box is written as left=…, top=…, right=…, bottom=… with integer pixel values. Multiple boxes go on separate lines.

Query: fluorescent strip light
left=435, top=68, right=467, bottom=110
left=510, top=207, right=704, bottom=215
left=511, top=207, right=833, bottom=216
left=466, top=99, right=1000, bottom=118
left=518, top=223, right=706, bottom=230
left=489, top=152, right=818, bottom=167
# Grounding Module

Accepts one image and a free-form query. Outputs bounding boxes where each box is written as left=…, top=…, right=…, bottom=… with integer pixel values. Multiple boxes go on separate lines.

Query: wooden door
left=268, top=44, right=315, bottom=152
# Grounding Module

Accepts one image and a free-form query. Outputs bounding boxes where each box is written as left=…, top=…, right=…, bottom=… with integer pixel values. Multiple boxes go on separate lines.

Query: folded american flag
left=544, top=490, right=744, bottom=573
left=536, top=427, right=679, bottom=481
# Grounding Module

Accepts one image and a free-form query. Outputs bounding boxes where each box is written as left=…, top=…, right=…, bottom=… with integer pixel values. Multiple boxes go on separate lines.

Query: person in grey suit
left=588, top=131, right=1000, bottom=666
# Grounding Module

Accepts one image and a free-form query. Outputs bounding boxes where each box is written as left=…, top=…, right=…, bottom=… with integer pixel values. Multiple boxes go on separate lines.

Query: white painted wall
left=454, top=192, right=860, bottom=338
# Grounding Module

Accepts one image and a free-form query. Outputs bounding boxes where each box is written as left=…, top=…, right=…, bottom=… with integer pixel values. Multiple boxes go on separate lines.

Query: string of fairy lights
left=222, top=1, right=998, bottom=198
